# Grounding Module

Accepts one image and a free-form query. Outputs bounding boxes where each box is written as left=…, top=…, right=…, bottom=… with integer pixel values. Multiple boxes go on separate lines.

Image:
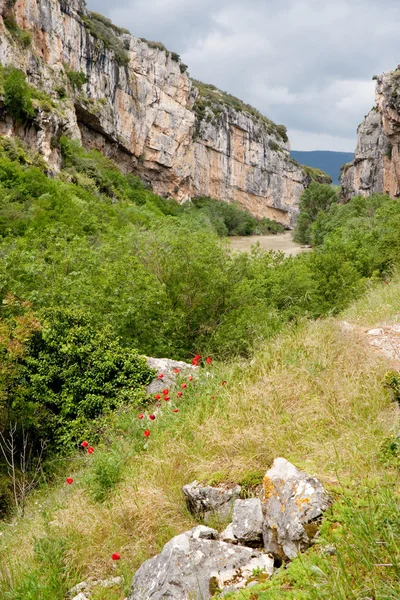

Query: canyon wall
left=342, top=68, right=400, bottom=201
left=0, top=0, right=306, bottom=225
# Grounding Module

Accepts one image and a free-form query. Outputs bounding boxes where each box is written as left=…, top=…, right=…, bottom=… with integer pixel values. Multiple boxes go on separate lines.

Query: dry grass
left=1, top=280, right=399, bottom=598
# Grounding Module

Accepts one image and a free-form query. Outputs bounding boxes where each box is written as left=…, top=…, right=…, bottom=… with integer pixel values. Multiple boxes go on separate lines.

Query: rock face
left=0, top=0, right=306, bottom=225
left=261, top=457, right=331, bottom=560
left=183, top=481, right=241, bottom=523
left=128, top=526, right=274, bottom=600
left=342, top=68, right=400, bottom=201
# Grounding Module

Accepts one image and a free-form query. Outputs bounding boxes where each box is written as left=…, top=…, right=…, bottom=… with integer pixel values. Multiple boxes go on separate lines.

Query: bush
left=3, top=68, right=35, bottom=122
left=65, top=69, right=87, bottom=90
left=83, top=13, right=130, bottom=67
left=86, top=449, right=123, bottom=502
left=1, top=303, right=154, bottom=454
left=293, top=182, right=338, bottom=245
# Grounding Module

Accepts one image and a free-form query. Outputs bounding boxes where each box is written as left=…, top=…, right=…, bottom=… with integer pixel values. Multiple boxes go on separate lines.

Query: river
left=229, top=232, right=308, bottom=256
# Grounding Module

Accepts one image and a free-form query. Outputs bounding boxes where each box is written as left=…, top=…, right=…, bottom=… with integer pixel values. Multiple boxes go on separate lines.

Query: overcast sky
left=86, top=0, right=400, bottom=151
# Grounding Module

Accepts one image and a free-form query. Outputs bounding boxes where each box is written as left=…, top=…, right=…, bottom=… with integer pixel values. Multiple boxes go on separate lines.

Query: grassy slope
left=1, top=279, right=400, bottom=599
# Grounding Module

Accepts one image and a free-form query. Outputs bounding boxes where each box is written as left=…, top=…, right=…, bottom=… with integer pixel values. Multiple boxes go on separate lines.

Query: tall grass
left=0, top=278, right=399, bottom=598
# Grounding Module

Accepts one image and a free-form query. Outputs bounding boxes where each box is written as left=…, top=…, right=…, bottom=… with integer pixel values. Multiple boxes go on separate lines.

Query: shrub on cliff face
left=3, top=68, right=35, bottom=123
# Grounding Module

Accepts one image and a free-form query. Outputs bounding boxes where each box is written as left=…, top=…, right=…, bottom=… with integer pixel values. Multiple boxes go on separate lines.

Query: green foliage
left=293, top=182, right=339, bottom=244
left=191, top=79, right=288, bottom=142
left=65, top=68, right=87, bottom=90
left=3, top=15, right=32, bottom=48
left=3, top=68, right=35, bottom=123
left=301, top=164, right=332, bottom=184
left=83, top=12, right=130, bottom=66
left=0, top=302, right=154, bottom=456
left=383, top=369, right=400, bottom=403
left=139, top=38, right=168, bottom=52
left=85, top=449, right=123, bottom=502
left=190, top=196, right=285, bottom=236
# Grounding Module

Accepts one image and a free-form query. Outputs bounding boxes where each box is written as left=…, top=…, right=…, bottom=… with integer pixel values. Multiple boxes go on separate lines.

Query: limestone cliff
left=0, top=0, right=306, bottom=225
left=342, top=68, right=400, bottom=201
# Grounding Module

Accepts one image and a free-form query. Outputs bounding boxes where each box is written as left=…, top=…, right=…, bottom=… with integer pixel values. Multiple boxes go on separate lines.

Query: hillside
left=291, top=150, right=354, bottom=185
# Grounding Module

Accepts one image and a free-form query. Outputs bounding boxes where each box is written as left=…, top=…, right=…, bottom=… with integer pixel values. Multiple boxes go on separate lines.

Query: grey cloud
left=86, top=0, right=400, bottom=150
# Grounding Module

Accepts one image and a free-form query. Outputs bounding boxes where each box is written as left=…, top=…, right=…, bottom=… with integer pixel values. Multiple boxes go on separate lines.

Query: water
left=229, top=232, right=308, bottom=256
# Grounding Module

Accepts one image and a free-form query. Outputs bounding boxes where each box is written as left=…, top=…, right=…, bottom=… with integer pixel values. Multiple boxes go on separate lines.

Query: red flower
left=163, top=388, right=169, bottom=395
left=181, top=383, right=187, bottom=389
left=173, top=408, right=179, bottom=413
left=173, top=368, right=180, bottom=374
left=222, top=381, right=227, bottom=386
left=112, top=553, right=120, bottom=561
left=157, top=373, right=164, bottom=379
left=87, top=447, right=94, bottom=455
left=66, top=478, right=73, bottom=485
left=177, top=391, right=183, bottom=397
left=188, top=376, right=193, bottom=381
left=144, top=430, right=150, bottom=438
left=155, top=394, right=161, bottom=400
left=138, top=414, right=144, bottom=420
left=81, top=441, right=89, bottom=448
left=164, top=396, right=170, bottom=401
left=192, top=354, right=201, bottom=366
left=206, top=357, right=212, bottom=364
left=149, top=414, right=156, bottom=421
left=386, top=281, right=389, bottom=284
left=211, top=396, right=215, bottom=399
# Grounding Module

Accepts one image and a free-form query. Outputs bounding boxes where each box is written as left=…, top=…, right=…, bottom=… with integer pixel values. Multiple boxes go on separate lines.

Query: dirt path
left=229, top=232, right=308, bottom=256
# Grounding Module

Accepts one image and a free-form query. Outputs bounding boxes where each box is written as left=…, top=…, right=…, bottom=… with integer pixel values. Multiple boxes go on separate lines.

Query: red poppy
left=173, top=408, right=179, bottom=413
left=87, top=447, right=94, bottom=455
left=188, top=375, right=193, bottom=381
left=222, top=381, right=227, bottom=386
left=163, top=388, right=169, bottom=395
left=181, top=383, right=187, bottom=389
left=157, top=373, right=164, bottom=379
left=138, top=414, right=144, bottom=420
left=144, top=430, right=150, bottom=438
left=206, top=357, right=212, bottom=364
left=192, top=354, right=201, bottom=366
left=149, top=414, right=156, bottom=421
left=164, top=395, right=170, bottom=401
left=66, top=478, right=73, bottom=485
left=177, top=391, right=183, bottom=398
left=386, top=281, right=389, bottom=284
left=155, top=394, right=161, bottom=400
left=173, top=368, right=180, bottom=374
left=112, top=553, right=121, bottom=561
left=81, top=441, right=89, bottom=448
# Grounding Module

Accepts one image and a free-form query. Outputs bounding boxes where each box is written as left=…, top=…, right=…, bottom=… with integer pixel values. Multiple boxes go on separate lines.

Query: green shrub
left=65, top=68, right=87, bottom=90
left=3, top=68, right=35, bottom=122
left=86, top=449, right=123, bottom=502
left=293, top=182, right=339, bottom=245
left=4, top=15, right=32, bottom=48
left=83, top=13, right=130, bottom=67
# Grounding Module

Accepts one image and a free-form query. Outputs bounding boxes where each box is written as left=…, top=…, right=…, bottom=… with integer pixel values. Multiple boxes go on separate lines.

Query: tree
left=293, top=183, right=338, bottom=245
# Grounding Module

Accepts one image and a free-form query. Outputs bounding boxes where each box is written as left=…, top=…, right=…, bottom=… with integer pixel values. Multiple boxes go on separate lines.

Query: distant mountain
left=291, top=151, right=354, bottom=185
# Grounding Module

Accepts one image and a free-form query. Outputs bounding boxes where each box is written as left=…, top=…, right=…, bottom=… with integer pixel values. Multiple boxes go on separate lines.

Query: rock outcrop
left=182, top=481, right=241, bottom=523
left=0, top=0, right=307, bottom=225
left=128, top=526, right=274, bottom=600
left=342, top=67, right=400, bottom=201
left=261, top=457, right=331, bottom=560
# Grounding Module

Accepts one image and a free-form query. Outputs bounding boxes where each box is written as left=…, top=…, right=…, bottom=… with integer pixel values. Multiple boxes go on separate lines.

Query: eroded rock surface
left=0, top=0, right=307, bottom=225
left=261, top=457, right=331, bottom=560
left=183, top=481, right=241, bottom=523
left=128, top=526, right=273, bottom=600
left=231, top=498, right=263, bottom=545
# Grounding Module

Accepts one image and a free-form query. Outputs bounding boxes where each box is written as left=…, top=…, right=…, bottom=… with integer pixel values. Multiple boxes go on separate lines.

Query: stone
left=220, top=523, right=237, bottom=544
left=145, top=357, right=194, bottom=395
left=231, top=498, right=263, bottom=545
left=71, top=594, right=88, bottom=600
left=261, top=458, right=331, bottom=560
left=367, top=328, right=384, bottom=336
left=182, top=481, right=241, bottom=523
left=128, top=527, right=273, bottom=600
left=68, top=582, right=88, bottom=596
left=192, top=525, right=219, bottom=540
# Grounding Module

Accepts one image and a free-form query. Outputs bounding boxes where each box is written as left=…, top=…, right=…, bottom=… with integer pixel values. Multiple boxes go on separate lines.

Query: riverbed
left=229, top=232, right=308, bottom=256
